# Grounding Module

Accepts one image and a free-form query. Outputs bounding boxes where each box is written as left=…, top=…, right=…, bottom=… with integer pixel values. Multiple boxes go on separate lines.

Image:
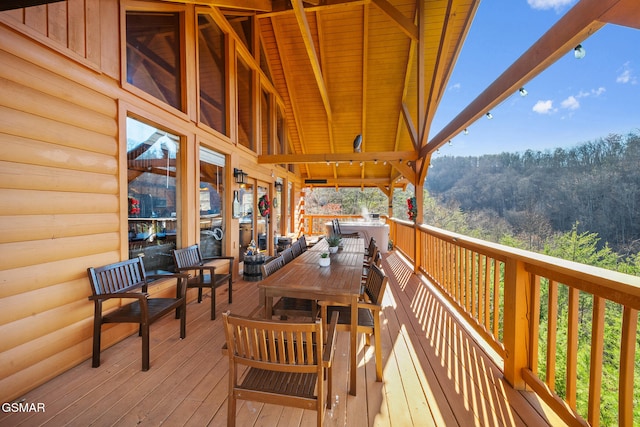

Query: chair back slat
left=363, top=264, right=388, bottom=305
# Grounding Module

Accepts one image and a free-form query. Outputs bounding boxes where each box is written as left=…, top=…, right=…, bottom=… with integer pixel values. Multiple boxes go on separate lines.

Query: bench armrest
left=89, top=292, right=149, bottom=301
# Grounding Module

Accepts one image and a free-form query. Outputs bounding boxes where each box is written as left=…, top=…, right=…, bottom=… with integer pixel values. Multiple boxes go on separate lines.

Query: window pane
left=261, top=89, right=271, bottom=155
left=126, top=11, right=182, bottom=110
left=199, top=146, right=225, bottom=257
left=224, top=13, right=252, bottom=54
left=237, top=57, right=254, bottom=151
left=238, top=183, right=254, bottom=262
left=127, top=117, right=180, bottom=273
left=198, top=15, right=227, bottom=134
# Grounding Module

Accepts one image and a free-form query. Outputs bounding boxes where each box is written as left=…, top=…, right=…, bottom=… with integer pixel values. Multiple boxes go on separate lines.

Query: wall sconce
left=574, top=44, right=586, bottom=59
left=519, top=87, right=528, bottom=97
left=233, top=168, right=247, bottom=184
left=486, top=112, right=493, bottom=119
left=274, top=181, right=283, bottom=192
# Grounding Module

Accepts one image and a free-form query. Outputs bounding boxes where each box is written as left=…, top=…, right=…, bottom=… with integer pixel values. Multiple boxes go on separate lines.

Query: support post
left=502, top=258, right=530, bottom=389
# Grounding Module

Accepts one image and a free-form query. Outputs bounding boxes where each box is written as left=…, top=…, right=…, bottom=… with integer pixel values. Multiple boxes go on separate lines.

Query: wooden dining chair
left=280, top=247, right=294, bottom=264
left=297, top=235, right=307, bottom=252
left=222, top=311, right=339, bottom=427
left=361, top=250, right=382, bottom=292
left=172, top=244, right=234, bottom=320
left=319, top=263, right=388, bottom=381
left=365, top=237, right=377, bottom=256
left=260, top=256, right=285, bottom=278
left=291, top=239, right=304, bottom=257
left=334, top=218, right=359, bottom=239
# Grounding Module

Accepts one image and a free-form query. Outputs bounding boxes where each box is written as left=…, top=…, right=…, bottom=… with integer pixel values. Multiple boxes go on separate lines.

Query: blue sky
left=429, top=0, right=640, bottom=157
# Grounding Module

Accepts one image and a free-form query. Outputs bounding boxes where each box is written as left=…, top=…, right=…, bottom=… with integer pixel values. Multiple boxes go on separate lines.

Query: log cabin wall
left=0, top=0, right=299, bottom=402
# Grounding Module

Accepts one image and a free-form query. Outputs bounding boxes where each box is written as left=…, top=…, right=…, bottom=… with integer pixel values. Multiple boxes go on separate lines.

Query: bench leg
left=92, top=316, right=102, bottom=368
left=141, top=321, right=150, bottom=371
left=228, top=279, right=233, bottom=304
left=210, top=286, right=216, bottom=320
left=180, top=303, right=186, bottom=339
left=197, top=287, right=203, bottom=303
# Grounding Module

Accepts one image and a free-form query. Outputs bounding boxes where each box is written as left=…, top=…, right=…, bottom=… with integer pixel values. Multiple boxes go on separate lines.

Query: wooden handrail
left=390, top=218, right=640, bottom=427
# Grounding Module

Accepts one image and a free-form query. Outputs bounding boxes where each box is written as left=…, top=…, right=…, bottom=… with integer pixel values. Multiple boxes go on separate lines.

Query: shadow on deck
left=0, top=251, right=564, bottom=426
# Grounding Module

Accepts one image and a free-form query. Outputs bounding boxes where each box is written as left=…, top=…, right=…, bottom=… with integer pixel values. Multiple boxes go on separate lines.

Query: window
left=126, top=11, right=183, bottom=110
left=127, top=117, right=181, bottom=273
left=199, top=146, right=226, bottom=257
left=198, top=15, right=227, bottom=135
left=237, top=56, right=254, bottom=151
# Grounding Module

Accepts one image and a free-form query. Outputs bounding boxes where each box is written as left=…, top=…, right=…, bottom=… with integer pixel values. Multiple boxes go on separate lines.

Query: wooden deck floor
left=0, top=251, right=565, bottom=427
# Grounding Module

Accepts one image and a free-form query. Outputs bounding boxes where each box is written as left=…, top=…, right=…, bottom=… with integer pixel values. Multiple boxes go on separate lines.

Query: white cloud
left=561, top=96, right=580, bottom=110
left=576, top=87, right=605, bottom=98
left=616, top=62, right=637, bottom=85
left=532, top=100, right=555, bottom=114
left=449, top=82, right=462, bottom=91
left=527, top=0, right=575, bottom=11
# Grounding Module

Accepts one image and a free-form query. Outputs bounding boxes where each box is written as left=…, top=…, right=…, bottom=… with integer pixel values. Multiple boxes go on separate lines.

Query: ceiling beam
left=307, top=177, right=393, bottom=186
left=164, top=0, right=271, bottom=11
left=291, top=0, right=333, bottom=122
left=258, top=151, right=418, bottom=164
left=371, top=0, right=418, bottom=40
left=421, top=0, right=624, bottom=158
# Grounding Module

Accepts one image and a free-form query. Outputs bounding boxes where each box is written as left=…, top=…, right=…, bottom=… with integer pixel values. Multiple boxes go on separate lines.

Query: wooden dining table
left=258, top=238, right=365, bottom=395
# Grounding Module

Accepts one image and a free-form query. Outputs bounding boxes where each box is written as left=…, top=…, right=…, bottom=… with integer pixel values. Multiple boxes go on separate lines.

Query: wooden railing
left=391, top=218, right=640, bottom=427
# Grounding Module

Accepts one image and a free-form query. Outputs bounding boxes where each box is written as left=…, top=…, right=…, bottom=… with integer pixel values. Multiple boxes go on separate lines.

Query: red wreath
left=128, top=197, right=140, bottom=216
left=258, top=195, right=270, bottom=217
left=407, top=197, right=417, bottom=222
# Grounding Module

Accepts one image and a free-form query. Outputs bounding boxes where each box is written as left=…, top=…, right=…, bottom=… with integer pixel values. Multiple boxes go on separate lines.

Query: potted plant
left=318, top=252, right=330, bottom=267
left=326, top=234, right=341, bottom=253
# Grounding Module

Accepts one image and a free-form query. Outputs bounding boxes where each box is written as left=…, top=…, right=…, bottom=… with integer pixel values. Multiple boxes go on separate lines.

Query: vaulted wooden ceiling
left=217, top=0, right=639, bottom=191
left=254, top=0, right=480, bottom=193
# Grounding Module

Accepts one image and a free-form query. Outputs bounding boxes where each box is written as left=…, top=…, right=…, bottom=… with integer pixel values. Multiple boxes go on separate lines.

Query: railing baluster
left=587, top=296, right=605, bottom=427
left=619, top=307, right=637, bottom=427
left=566, top=287, right=579, bottom=409
left=547, top=280, right=558, bottom=391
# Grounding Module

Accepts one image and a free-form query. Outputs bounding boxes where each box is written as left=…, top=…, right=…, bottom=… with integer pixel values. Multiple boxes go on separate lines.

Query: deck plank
left=0, top=252, right=566, bottom=427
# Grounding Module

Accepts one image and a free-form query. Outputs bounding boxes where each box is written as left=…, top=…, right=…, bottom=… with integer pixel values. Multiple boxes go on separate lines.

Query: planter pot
left=329, top=246, right=339, bottom=253
left=318, top=257, right=331, bottom=267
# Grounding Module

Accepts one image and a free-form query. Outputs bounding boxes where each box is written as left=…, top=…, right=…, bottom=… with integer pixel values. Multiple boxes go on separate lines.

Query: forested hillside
left=425, top=132, right=640, bottom=257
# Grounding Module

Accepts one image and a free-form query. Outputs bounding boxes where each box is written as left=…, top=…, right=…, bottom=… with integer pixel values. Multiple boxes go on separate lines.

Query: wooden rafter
left=291, top=0, right=333, bottom=123
left=371, top=0, right=418, bottom=41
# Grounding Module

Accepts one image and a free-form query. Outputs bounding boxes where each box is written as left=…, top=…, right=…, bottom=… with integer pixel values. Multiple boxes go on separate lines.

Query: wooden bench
left=87, top=256, right=188, bottom=371
left=172, top=244, right=234, bottom=320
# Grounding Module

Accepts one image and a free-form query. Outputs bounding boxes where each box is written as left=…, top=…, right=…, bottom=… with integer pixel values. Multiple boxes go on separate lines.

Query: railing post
left=502, top=258, right=530, bottom=389
left=414, top=224, right=421, bottom=273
